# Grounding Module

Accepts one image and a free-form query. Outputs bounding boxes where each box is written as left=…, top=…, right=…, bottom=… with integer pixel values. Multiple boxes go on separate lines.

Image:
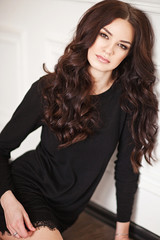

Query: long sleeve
left=114, top=111, right=139, bottom=222
left=0, top=79, right=43, bottom=198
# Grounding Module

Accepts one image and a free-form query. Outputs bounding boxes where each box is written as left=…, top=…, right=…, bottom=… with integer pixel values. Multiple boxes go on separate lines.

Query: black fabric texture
left=0, top=76, right=139, bottom=233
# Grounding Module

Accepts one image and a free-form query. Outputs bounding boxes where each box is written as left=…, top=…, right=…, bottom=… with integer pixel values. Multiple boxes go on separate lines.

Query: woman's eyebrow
left=102, top=27, right=132, bottom=45
left=120, top=40, right=132, bottom=45
left=102, top=27, right=112, bottom=36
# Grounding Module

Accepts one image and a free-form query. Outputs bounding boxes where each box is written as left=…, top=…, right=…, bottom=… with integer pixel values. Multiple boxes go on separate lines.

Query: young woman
left=0, top=0, right=158, bottom=240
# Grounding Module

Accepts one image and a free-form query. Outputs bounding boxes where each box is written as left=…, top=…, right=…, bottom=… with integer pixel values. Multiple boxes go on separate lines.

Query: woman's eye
left=99, top=32, right=109, bottom=39
left=118, top=43, right=128, bottom=50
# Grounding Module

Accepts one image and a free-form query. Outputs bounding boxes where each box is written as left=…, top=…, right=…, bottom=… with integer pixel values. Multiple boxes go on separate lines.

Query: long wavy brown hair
left=41, top=0, right=158, bottom=172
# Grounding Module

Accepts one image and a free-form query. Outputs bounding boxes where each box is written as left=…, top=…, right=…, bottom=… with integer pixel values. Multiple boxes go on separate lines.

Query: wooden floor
left=62, top=212, right=116, bottom=240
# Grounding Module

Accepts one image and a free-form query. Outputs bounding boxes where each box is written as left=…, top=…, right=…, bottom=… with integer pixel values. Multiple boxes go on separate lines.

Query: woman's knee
left=0, top=231, right=4, bottom=240
left=31, top=227, right=64, bottom=240
left=0, top=228, right=63, bottom=240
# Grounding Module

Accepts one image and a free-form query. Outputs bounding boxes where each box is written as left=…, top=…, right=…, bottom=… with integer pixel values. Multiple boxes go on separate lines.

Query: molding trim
left=138, top=173, right=160, bottom=197
left=0, top=25, right=27, bottom=127
left=86, top=201, right=160, bottom=240
left=0, top=25, right=27, bottom=93
left=44, top=34, right=67, bottom=71
left=138, top=158, right=160, bottom=197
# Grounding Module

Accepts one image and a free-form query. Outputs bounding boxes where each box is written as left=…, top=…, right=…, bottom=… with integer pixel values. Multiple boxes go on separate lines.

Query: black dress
left=0, top=76, right=139, bottom=234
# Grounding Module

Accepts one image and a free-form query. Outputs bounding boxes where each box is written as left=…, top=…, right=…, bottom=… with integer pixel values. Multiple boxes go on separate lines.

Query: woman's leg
left=0, top=227, right=63, bottom=240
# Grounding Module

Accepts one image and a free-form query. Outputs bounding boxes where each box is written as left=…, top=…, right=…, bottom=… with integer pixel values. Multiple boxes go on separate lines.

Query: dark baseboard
left=85, top=201, right=160, bottom=240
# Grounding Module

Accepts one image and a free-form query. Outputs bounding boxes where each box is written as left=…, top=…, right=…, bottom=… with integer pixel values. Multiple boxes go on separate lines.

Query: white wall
left=0, top=0, right=160, bottom=236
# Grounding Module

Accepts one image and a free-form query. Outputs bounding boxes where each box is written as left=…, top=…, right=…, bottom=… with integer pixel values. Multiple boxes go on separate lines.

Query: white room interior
left=0, top=0, right=160, bottom=237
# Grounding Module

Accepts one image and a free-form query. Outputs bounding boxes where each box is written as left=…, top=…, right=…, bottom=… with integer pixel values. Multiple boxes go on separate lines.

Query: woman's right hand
left=0, top=190, right=36, bottom=238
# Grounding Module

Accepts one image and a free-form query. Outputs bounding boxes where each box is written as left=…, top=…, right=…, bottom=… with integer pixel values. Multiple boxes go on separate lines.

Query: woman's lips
left=96, top=55, right=110, bottom=63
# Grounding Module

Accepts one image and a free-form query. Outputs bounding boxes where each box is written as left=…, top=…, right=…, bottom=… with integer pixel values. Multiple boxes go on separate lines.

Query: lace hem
left=33, top=220, right=57, bottom=231
left=0, top=220, right=57, bottom=235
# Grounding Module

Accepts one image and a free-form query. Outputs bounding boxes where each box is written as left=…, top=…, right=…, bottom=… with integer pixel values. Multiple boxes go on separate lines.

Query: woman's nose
left=103, top=43, right=114, bottom=56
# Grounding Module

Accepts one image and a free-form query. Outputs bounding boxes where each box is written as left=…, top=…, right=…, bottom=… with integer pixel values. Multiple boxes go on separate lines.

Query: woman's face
left=87, top=18, right=134, bottom=78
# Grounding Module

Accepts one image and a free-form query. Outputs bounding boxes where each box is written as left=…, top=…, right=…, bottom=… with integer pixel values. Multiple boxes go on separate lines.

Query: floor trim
left=85, top=201, right=160, bottom=240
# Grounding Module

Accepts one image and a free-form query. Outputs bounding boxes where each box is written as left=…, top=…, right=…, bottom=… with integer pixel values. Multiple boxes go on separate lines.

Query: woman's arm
left=0, top=79, right=43, bottom=197
left=114, top=111, right=139, bottom=239
left=0, top=79, right=44, bottom=236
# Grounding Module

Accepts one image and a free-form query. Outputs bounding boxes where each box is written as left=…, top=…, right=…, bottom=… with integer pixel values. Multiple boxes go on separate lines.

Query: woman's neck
left=89, top=69, right=114, bottom=95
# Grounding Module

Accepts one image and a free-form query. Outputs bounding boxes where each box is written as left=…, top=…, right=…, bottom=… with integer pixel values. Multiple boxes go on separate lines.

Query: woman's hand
left=0, top=190, right=36, bottom=238
left=114, top=221, right=130, bottom=240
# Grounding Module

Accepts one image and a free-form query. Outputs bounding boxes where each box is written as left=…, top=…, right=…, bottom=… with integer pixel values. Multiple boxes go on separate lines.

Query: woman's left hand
left=115, top=222, right=130, bottom=240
